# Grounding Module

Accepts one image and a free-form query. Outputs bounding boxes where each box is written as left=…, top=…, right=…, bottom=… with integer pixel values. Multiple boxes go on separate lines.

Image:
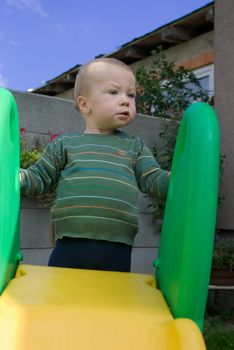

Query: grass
left=204, top=316, right=234, bottom=350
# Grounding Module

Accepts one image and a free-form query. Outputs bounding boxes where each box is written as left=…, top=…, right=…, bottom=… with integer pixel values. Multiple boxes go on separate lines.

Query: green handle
left=156, top=102, right=220, bottom=331
left=0, top=88, right=20, bottom=294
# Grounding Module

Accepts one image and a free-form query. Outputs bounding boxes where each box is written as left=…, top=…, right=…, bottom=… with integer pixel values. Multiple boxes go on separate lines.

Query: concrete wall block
left=125, top=114, right=167, bottom=150
left=134, top=213, right=160, bottom=247
left=138, top=192, right=154, bottom=214
left=21, top=132, right=51, bottom=150
left=21, top=248, right=52, bottom=266
left=131, top=247, right=157, bottom=274
left=13, top=90, right=85, bottom=134
left=20, top=209, right=53, bottom=248
left=21, top=196, right=51, bottom=209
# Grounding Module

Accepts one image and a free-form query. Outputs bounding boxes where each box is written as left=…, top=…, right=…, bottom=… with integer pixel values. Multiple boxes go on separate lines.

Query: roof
left=32, top=1, right=214, bottom=96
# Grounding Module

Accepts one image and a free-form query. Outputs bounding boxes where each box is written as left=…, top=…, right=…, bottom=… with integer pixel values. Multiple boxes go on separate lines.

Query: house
left=32, top=2, right=214, bottom=101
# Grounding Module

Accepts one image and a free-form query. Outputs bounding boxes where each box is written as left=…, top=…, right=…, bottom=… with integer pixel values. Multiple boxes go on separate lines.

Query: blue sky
left=0, top=0, right=211, bottom=92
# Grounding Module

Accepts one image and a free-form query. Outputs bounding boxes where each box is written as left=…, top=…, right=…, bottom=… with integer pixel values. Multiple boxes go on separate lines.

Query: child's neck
left=84, top=127, right=115, bottom=135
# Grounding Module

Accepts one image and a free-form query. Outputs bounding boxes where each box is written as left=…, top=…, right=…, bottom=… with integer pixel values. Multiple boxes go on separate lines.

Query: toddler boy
left=20, top=58, right=169, bottom=272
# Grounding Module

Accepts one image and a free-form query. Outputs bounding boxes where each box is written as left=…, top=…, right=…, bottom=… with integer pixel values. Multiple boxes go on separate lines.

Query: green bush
left=20, top=129, right=59, bottom=205
left=136, top=47, right=209, bottom=121
left=20, top=128, right=43, bottom=168
left=136, top=47, right=210, bottom=220
left=20, top=149, right=42, bottom=168
left=204, top=317, right=234, bottom=350
left=212, top=237, right=234, bottom=271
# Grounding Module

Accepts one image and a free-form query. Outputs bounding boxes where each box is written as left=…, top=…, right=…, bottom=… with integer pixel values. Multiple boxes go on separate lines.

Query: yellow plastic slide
left=0, top=265, right=205, bottom=350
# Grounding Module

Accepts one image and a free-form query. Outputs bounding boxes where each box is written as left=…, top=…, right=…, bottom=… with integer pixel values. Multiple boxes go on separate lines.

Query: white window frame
left=192, top=64, right=214, bottom=96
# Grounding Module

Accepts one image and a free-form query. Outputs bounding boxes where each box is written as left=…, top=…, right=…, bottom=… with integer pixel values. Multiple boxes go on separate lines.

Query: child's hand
left=168, top=171, right=171, bottom=178
left=19, top=170, right=25, bottom=183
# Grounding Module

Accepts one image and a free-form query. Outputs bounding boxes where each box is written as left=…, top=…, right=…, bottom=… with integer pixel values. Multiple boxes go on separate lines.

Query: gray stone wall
left=13, top=90, right=166, bottom=274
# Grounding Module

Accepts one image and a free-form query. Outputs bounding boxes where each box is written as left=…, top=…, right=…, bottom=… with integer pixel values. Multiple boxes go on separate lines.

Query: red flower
left=20, top=127, right=26, bottom=135
left=48, top=133, right=60, bottom=142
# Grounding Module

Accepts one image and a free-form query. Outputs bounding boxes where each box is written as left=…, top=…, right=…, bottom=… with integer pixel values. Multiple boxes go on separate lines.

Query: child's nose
left=120, top=95, right=130, bottom=106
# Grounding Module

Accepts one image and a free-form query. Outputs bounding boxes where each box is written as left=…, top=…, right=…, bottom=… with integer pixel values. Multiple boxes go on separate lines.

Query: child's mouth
left=118, top=111, right=129, bottom=118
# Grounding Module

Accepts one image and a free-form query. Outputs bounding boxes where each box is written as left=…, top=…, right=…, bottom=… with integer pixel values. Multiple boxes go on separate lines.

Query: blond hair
left=74, top=58, right=133, bottom=111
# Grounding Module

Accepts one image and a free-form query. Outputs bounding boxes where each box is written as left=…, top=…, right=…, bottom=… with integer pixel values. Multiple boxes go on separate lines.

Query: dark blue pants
left=48, top=237, right=132, bottom=272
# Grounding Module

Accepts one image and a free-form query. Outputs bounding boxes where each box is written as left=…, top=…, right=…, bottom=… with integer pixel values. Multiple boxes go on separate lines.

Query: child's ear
left=76, top=96, right=90, bottom=115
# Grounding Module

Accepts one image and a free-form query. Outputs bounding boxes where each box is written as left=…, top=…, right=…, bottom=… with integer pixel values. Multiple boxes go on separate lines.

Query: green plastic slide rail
left=155, top=102, right=220, bottom=331
left=0, top=88, right=21, bottom=294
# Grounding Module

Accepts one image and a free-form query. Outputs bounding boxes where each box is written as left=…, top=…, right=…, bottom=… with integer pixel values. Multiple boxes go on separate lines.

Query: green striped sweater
left=21, top=130, right=169, bottom=246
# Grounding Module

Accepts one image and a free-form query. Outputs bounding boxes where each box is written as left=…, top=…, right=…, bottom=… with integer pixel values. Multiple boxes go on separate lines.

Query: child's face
left=81, top=63, right=136, bottom=134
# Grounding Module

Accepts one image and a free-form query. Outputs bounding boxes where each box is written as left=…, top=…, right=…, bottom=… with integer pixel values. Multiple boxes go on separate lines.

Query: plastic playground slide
left=0, top=88, right=220, bottom=349
left=0, top=88, right=21, bottom=295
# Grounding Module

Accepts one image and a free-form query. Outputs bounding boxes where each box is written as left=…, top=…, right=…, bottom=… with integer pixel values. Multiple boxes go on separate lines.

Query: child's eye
left=128, top=93, right=136, bottom=99
left=109, top=90, right=118, bottom=95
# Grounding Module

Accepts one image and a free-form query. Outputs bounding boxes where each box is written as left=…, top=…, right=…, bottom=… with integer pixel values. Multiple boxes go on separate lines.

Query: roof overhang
left=32, top=1, right=214, bottom=96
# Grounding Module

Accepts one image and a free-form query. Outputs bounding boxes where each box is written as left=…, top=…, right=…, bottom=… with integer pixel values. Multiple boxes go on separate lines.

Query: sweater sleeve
left=135, top=139, right=169, bottom=198
left=20, top=137, right=66, bottom=196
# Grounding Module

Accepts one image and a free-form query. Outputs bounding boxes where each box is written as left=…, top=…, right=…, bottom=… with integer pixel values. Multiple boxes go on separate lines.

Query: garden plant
left=136, top=47, right=209, bottom=220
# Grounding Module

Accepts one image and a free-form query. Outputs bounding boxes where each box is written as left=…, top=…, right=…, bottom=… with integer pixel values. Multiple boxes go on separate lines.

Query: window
left=192, top=64, right=214, bottom=97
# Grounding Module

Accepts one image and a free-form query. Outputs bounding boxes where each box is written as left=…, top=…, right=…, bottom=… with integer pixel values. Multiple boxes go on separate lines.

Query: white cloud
left=0, top=61, right=8, bottom=88
left=5, top=0, right=49, bottom=19
left=0, top=73, right=7, bottom=88
left=0, top=30, right=20, bottom=46
left=54, top=22, right=65, bottom=32
left=0, top=31, right=5, bottom=40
